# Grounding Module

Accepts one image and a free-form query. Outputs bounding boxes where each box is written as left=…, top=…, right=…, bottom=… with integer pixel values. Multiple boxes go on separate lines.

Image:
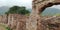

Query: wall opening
left=40, top=5, right=60, bottom=16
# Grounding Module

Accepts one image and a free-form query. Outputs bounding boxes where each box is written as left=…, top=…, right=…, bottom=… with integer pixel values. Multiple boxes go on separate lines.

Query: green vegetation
left=5, top=6, right=30, bottom=15
left=0, top=24, right=11, bottom=30
left=41, top=8, right=60, bottom=16
left=41, top=13, right=60, bottom=16
left=54, top=13, right=60, bottom=16
left=6, top=27, right=11, bottom=30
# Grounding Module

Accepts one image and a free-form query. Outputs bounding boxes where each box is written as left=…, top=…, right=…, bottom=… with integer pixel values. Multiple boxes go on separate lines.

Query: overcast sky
left=0, top=0, right=60, bottom=9
left=50, top=5, right=60, bottom=9
left=0, top=0, right=32, bottom=8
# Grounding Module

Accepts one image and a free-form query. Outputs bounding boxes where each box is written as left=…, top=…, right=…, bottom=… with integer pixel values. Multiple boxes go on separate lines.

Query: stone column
left=16, top=22, right=20, bottom=30
left=26, top=1, right=39, bottom=30
left=16, top=21, right=26, bottom=30
left=8, top=15, right=10, bottom=26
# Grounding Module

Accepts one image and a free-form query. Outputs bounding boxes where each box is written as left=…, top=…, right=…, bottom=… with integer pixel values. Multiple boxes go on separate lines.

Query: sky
left=0, top=0, right=60, bottom=9
left=50, top=5, right=60, bottom=9
left=0, top=0, right=32, bottom=9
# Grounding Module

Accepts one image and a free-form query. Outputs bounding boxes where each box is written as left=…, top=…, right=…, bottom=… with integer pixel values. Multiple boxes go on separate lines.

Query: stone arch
left=32, top=0, right=60, bottom=15
left=27, top=0, right=60, bottom=30
left=38, top=2, right=60, bottom=14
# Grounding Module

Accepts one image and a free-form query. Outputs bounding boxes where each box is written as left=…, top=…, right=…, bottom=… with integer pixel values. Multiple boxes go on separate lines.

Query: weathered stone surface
left=0, top=14, right=27, bottom=30
left=30, top=0, right=60, bottom=30
left=37, top=16, right=60, bottom=30
left=0, top=15, right=7, bottom=24
left=7, top=14, right=27, bottom=30
left=33, top=0, right=60, bottom=14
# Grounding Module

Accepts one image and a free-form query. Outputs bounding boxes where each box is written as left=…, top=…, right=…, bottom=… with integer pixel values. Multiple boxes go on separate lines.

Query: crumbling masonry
left=0, top=14, right=28, bottom=30
left=26, top=0, right=60, bottom=30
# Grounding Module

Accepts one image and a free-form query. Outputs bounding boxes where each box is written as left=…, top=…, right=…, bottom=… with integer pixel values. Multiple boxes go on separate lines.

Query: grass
left=0, top=24, right=11, bottom=30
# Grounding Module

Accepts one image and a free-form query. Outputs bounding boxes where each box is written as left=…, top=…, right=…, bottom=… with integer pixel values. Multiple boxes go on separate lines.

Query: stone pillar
left=26, top=1, right=39, bottom=30
left=26, top=13, right=38, bottom=30
left=8, top=14, right=11, bottom=26
left=16, top=21, right=26, bottom=30
left=16, top=22, right=20, bottom=30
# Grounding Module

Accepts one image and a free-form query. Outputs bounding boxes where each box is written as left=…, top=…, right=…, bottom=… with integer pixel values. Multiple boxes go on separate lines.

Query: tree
left=5, top=6, right=30, bottom=15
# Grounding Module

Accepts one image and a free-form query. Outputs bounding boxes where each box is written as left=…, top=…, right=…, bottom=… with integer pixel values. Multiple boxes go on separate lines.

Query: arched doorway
left=37, top=4, right=60, bottom=30
left=27, top=0, right=60, bottom=30
left=41, top=5, right=60, bottom=16
left=35, top=0, right=60, bottom=30
left=38, top=2, right=60, bottom=14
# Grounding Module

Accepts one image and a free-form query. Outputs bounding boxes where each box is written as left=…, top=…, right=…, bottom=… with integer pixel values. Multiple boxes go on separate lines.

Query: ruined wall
left=0, top=14, right=27, bottom=30
left=32, top=0, right=60, bottom=14
left=27, top=0, right=60, bottom=30
left=0, top=14, right=60, bottom=30
left=0, top=15, right=7, bottom=24
left=37, top=16, right=60, bottom=30
left=8, top=14, right=28, bottom=30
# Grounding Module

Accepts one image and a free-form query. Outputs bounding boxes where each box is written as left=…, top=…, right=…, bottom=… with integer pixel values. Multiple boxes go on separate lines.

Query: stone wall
left=8, top=14, right=28, bottom=30
left=0, top=14, right=28, bottom=30
left=37, top=16, right=60, bottom=30
left=0, top=14, right=60, bottom=30
left=28, top=0, right=60, bottom=30
left=0, top=15, right=7, bottom=24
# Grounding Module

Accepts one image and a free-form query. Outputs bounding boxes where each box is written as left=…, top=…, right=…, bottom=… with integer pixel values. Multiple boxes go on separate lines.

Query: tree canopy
left=5, top=6, right=30, bottom=15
